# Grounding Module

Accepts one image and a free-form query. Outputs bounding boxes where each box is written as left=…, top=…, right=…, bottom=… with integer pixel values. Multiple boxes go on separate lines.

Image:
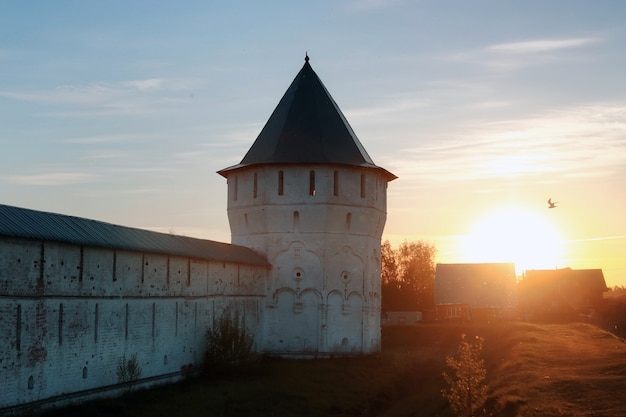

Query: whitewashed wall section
left=0, top=237, right=266, bottom=410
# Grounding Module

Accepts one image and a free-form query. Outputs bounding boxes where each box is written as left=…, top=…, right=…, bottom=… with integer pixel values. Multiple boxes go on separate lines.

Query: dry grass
left=484, top=322, right=626, bottom=417
left=39, top=322, right=626, bottom=417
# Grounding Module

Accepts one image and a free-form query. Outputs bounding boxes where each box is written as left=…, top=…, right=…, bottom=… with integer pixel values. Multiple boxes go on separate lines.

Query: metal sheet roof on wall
left=0, top=204, right=268, bottom=267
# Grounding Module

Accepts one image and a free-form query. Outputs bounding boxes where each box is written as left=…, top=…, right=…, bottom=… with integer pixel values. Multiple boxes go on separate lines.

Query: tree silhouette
left=381, top=240, right=436, bottom=312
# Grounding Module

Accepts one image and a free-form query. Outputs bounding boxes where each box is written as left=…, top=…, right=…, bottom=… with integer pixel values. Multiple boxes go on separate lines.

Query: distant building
left=519, top=267, right=608, bottom=320
left=435, top=303, right=471, bottom=322
left=381, top=311, right=423, bottom=326
left=434, top=263, right=517, bottom=321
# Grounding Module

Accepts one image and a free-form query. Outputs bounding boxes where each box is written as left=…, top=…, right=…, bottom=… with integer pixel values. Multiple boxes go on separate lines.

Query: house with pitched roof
left=434, top=263, right=517, bottom=321
left=519, top=267, right=608, bottom=320
left=0, top=56, right=396, bottom=412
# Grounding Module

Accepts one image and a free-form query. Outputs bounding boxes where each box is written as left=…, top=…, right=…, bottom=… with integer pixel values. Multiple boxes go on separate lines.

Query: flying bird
left=547, top=198, right=558, bottom=209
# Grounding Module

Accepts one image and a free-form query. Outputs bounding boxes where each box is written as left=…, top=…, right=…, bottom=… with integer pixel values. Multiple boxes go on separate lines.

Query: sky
left=1, top=1, right=625, bottom=286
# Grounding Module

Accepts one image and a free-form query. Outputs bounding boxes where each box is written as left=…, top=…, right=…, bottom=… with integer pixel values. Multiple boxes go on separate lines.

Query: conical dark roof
left=219, top=56, right=396, bottom=180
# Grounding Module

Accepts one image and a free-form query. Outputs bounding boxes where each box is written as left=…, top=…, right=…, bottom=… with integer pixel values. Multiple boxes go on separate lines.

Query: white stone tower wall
left=226, top=165, right=387, bottom=355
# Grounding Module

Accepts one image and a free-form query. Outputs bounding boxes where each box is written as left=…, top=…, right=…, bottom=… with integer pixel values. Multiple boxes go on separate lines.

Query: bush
left=116, top=353, right=142, bottom=392
left=205, top=310, right=256, bottom=370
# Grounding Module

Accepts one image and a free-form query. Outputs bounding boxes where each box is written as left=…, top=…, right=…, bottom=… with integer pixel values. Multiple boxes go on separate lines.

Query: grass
left=40, top=322, right=626, bottom=417
left=484, top=322, right=626, bottom=416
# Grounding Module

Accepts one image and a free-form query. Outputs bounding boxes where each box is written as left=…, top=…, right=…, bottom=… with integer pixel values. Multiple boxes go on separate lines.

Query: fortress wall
left=0, top=237, right=266, bottom=411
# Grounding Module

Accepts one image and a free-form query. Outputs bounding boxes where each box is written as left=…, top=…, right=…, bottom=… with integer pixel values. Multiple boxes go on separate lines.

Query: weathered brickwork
left=0, top=237, right=266, bottom=411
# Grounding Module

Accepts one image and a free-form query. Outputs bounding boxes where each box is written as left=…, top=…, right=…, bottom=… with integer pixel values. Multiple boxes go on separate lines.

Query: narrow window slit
left=360, top=173, right=366, bottom=198
left=309, top=170, right=316, bottom=196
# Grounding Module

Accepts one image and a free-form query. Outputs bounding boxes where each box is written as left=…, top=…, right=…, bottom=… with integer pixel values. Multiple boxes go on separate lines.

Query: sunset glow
left=460, top=207, right=564, bottom=274
left=0, top=2, right=624, bottom=286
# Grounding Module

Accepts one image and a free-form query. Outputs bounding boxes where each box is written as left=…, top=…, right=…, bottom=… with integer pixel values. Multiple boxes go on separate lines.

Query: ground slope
left=484, top=322, right=626, bottom=417
left=39, top=322, right=626, bottom=417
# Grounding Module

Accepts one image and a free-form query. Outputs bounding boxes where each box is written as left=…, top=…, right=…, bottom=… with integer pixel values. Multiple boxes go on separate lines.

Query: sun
left=459, top=206, right=564, bottom=273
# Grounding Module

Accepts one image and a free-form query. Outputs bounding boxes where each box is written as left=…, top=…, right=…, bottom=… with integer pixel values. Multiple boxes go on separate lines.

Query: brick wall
left=0, top=237, right=266, bottom=411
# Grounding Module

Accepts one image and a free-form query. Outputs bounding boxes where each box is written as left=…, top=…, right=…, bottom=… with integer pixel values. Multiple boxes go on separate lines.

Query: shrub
left=205, top=310, right=256, bottom=370
left=116, top=353, right=142, bottom=392
left=441, top=334, right=488, bottom=417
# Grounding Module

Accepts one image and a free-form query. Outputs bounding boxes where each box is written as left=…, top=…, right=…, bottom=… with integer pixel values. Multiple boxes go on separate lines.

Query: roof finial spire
left=305, top=52, right=309, bottom=63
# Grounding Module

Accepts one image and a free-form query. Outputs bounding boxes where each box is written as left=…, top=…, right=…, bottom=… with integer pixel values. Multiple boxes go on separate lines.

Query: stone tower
left=218, top=56, right=396, bottom=356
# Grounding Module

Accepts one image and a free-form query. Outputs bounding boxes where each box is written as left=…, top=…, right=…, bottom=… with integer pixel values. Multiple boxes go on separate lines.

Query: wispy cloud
left=121, top=79, right=169, bottom=91
left=345, top=95, right=430, bottom=123
left=445, top=36, right=604, bottom=71
left=63, top=133, right=148, bottom=144
left=567, top=235, right=626, bottom=243
left=386, top=102, right=626, bottom=184
left=7, top=172, right=97, bottom=186
left=346, top=0, right=405, bottom=10
left=0, top=77, right=202, bottom=116
left=81, top=150, right=130, bottom=160
left=114, top=167, right=179, bottom=174
left=488, top=37, right=602, bottom=54
left=120, top=188, right=164, bottom=195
